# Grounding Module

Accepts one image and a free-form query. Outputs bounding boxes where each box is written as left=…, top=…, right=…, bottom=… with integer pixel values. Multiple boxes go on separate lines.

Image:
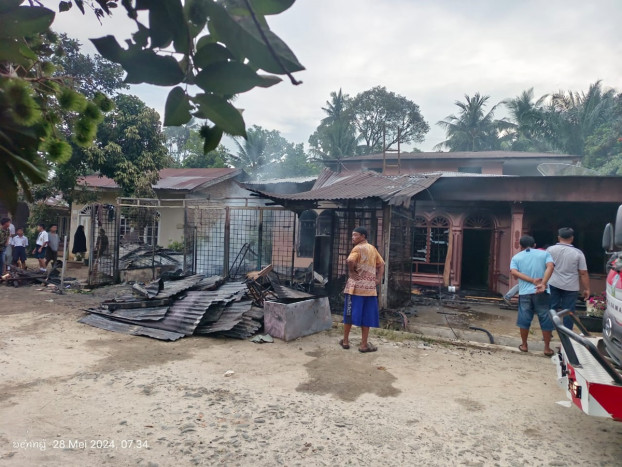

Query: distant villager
left=72, top=225, right=87, bottom=259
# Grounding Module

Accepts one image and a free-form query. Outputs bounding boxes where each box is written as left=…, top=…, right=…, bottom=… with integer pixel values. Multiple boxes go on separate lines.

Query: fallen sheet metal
left=194, top=301, right=252, bottom=334
left=80, top=277, right=258, bottom=341
left=79, top=313, right=185, bottom=341
left=271, top=283, right=316, bottom=301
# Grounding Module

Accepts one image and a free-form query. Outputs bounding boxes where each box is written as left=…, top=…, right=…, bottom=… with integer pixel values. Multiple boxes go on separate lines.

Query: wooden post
left=257, top=208, right=263, bottom=270
left=380, top=204, right=391, bottom=309
left=223, top=207, right=231, bottom=278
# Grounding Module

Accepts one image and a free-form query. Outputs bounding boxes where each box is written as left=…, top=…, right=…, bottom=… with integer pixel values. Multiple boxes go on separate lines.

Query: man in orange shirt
left=340, top=227, right=385, bottom=353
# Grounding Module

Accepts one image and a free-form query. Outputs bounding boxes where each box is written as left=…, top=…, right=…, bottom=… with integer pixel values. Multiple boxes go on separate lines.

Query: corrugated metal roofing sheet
left=78, top=168, right=240, bottom=192
left=243, top=169, right=439, bottom=208
left=81, top=279, right=252, bottom=340
left=333, top=150, right=578, bottom=161
left=79, top=314, right=185, bottom=341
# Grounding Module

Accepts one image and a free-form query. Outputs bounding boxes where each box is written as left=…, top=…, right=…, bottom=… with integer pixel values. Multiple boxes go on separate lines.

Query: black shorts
left=45, top=248, right=58, bottom=263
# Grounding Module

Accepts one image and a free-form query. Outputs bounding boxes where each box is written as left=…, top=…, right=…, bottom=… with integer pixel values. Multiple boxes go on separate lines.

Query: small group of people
left=0, top=219, right=65, bottom=274
left=509, top=227, right=589, bottom=356
left=33, top=223, right=61, bottom=272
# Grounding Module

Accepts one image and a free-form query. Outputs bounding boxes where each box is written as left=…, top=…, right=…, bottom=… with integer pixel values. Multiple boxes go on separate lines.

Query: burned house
left=244, top=168, right=622, bottom=308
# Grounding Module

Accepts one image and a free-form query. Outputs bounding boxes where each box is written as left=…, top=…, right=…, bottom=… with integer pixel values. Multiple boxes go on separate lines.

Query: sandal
left=518, top=344, right=528, bottom=352
left=339, top=339, right=350, bottom=350
left=359, top=343, right=377, bottom=353
left=544, top=349, right=555, bottom=357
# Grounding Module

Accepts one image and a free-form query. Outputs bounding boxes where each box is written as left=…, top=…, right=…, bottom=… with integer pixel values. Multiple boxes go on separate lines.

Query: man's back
left=547, top=243, right=587, bottom=291
left=510, top=248, right=553, bottom=295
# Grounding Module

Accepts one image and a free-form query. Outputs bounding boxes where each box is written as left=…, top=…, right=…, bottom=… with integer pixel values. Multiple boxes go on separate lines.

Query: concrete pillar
left=450, top=224, right=463, bottom=287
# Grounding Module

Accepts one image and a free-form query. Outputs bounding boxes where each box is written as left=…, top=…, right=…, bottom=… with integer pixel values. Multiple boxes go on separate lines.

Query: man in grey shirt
left=546, top=227, right=590, bottom=329
left=45, top=223, right=60, bottom=268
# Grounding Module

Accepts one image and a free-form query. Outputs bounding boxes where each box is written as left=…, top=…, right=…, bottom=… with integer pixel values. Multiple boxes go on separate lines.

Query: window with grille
left=413, top=216, right=450, bottom=274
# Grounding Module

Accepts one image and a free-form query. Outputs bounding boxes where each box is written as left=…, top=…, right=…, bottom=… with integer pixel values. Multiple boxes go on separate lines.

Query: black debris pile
left=244, top=263, right=317, bottom=307
left=1, top=263, right=78, bottom=289
left=1, top=268, right=48, bottom=287
left=118, top=244, right=183, bottom=271
left=79, top=275, right=264, bottom=341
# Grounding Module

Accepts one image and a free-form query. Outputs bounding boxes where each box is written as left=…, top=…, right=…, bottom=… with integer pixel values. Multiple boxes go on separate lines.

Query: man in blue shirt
left=510, top=235, right=555, bottom=356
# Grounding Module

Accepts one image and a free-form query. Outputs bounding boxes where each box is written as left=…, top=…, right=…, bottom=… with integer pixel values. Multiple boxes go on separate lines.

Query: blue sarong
left=343, top=294, right=380, bottom=328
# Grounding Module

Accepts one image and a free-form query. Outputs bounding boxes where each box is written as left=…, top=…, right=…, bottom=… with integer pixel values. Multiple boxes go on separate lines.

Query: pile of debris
left=118, top=244, right=183, bottom=271
left=1, top=264, right=79, bottom=290
left=80, top=275, right=263, bottom=341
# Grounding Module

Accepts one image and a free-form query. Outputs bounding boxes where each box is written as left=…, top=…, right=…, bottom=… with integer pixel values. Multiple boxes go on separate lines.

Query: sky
left=52, top=0, right=622, bottom=152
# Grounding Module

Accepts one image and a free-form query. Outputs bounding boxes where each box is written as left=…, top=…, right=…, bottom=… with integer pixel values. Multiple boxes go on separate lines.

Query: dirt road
left=1, top=285, right=621, bottom=466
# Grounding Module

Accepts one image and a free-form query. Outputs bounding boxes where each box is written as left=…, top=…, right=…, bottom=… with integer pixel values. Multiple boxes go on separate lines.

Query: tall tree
left=230, top=125, right=317, bottom=178
left=544, top=81, right=617, bottom=156
left=181, top=138, right=229, bottom=169
left=0, top=6, right=114, bottom=210
left=350, top=86, right=429, bottom=154
left=0, top=0, right=303, bottom=211
left=435, top=93, right=508, bottom=151
left=163, top=120, right=199, bottom=166
left=583, top=93, right=622, bottom=173
left=269, top=142, right=318, bottom=178
left=85, top=94, right=170, bottom=196
left=48, top=35, right=128, bottom=204
left=308, top=89, right=359, bottom=161
left=502, top=88, right=552, bottom=152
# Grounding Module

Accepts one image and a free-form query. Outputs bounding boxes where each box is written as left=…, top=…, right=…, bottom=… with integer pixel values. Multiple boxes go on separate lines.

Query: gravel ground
left=1, top=284, right=621, bottom=466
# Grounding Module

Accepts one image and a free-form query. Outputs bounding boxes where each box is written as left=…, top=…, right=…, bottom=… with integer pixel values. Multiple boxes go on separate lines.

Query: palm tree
left=435, top=93, right=509, bottom=151
left=544, top=81, right=617, bottom=155
left=230, top=126, right=269, bottom=176
left=503, top=88, right=551, bottom=152
left=309, top=89, right=359, bottom=160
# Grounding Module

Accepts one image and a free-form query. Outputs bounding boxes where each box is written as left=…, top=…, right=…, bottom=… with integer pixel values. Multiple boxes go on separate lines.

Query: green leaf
left=0, top=38, right=32, bottom=65
left=185, top=0, right=209, bottom=30
left=0, top=6, right=55, bottom=38
left=249, top=0, right=295, bottom=15
left=132, top=22, right=149, bottom=48
left=123, top=49, right=185, bottom=85
left=201, top=125, right=223, bottom=153
left=148, top=4, right=174, bottom=48
left=164, top=86, right=193, bottom=126
left=146, top=0, right=189, bottom=53
left=0, top=0, right=23, bottom=14
left=195, top=61, right=281, bottom=95
left=59, top=1, right=73, bottom=13
left=206, top=2, right=304, bottom=74
left=74, top=0, right=85, bottom=14
left=90, top=35, right=125, bottom=62
left=193, top=93, right=246, bottom=137
left=194, top=41, right=234, bottom=68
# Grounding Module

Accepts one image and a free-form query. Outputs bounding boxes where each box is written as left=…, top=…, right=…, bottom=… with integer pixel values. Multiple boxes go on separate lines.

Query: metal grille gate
left=184, top=204, right=297, bottom=281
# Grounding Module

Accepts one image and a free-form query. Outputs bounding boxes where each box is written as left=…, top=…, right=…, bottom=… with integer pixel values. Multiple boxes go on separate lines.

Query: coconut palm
left=544, top=81, right=617, bottom=156
left=502, top=88, right=552, bottom=152
left=230, top=126, right=269, bottom=176
left=309, top=89, right=359, bottom=160
left=435, top=93, right=509, bottom=151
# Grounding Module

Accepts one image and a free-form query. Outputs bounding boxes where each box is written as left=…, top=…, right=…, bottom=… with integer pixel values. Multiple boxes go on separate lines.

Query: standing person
left=2, top=218, right=15, bottom=272
left=0, top=218, right=10, bottom=274
left=95, top=228, right=108, bottom=259
left=33, top=223, right=48, bottom=272
left=45, top=224, right=59, bottom=268
left=340, top=226, right=385, bottom=353
left=510, top=235, right=556, bottom=356
left=71, top=225, right=87, bottom=260
left=11, top=227, right=28, bottom=269
left=547, top=227, right=590, bottom=330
